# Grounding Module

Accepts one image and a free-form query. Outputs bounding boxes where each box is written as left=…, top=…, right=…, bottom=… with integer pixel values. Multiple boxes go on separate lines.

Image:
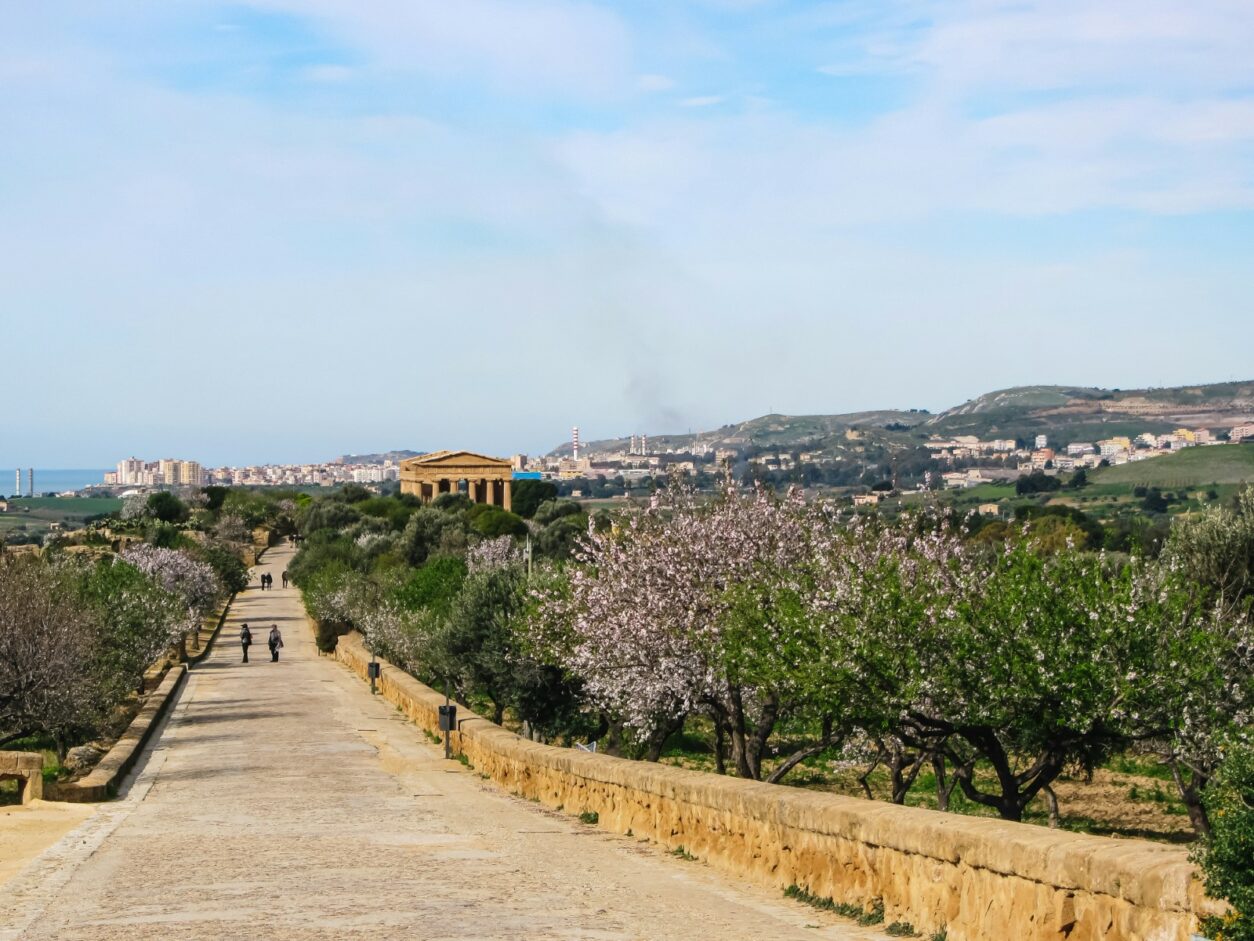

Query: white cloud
left=679, top=95, right=723, bottom=108
left=302, top=64, right=354, bottom=83
left=246, top=0, right=632, bottom=95
left=637, top=73, right=675, bottom=92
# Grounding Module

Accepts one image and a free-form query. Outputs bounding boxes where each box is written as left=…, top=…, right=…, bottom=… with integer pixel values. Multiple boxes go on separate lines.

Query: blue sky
left=2, top=1, right=1253, bottom=465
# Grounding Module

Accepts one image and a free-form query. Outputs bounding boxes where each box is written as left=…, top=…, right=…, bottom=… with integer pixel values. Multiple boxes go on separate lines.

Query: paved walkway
left=0, top=547, right=875, bottom=941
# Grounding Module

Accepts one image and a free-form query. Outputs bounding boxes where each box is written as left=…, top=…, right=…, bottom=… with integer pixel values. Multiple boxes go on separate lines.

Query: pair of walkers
left=257, top=571, right=289, bottom=590
left=239, top=623, right=283, bottom=663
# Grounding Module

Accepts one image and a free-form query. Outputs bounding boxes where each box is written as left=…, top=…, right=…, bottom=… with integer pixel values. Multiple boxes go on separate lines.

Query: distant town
left=86, top=418, right=1254, bottom=497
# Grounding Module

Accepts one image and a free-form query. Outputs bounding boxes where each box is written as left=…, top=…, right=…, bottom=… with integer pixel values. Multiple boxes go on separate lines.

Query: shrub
left=314, top=618, right=342, bottom=653
left=198, top=543, right=249, bottom=595
left=147, top=491, right=188, bottom=523
left=1198, top=745, right=1254, bottom=941
left=512, top=479, right=558, bottom=519
left=394, top=556, right=467, bottom=614
left=468, top=506, right=527, bottom=538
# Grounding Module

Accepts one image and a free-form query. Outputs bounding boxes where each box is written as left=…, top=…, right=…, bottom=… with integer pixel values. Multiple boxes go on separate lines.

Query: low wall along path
left=335, top=631, right=1221, bottom=941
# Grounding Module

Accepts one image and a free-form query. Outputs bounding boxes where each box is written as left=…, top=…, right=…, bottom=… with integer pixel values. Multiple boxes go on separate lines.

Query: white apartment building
left=1233, top=423, right=1254, bottom=442
left=116, top=457, right=145, bottom=485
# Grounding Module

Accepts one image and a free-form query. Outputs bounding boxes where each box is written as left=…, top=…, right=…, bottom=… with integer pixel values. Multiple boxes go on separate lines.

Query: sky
left=2, top=2, right=1253, bottom=466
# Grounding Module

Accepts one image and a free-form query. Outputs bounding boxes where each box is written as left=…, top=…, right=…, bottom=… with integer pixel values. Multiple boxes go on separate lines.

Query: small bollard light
left=439, top=703, right=457, bottom=760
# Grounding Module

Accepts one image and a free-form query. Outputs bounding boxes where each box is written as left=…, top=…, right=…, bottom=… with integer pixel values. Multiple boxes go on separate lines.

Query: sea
left=1, top=469, right=111, bottom=497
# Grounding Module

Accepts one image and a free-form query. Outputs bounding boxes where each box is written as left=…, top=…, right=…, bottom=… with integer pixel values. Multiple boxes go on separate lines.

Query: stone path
left=0, top=546, right=877, bottom=941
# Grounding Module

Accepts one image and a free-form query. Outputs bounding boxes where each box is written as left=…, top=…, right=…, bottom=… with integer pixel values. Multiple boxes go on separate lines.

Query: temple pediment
left=400, top=450, right=512, bottom=470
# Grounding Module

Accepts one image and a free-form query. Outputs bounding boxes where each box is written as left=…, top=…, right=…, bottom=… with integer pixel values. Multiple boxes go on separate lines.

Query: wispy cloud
left=248, top=0, right=633, bottom=95
left=637, top=73, right=675, bottom=92
left=679, top=95, right=723, bottom=108
left=302, top=63, right=354, bottom=83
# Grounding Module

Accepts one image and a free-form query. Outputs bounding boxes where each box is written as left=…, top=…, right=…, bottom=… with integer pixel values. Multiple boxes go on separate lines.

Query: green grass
left=886, top=922, right=919, bottom=937
left=947, top=483, right=1017, bottom=504
left=0, top=496, right=121, bottom=535
left=783, top=885, right=885, bottom=925
left=1093, top=443, right=1254, bottom=487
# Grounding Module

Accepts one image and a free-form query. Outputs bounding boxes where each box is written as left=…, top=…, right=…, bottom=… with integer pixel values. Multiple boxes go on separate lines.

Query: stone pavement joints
left=0, top=546, right=880, bottom=941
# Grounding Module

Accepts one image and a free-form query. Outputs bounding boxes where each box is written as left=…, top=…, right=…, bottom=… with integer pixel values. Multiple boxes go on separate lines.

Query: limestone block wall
left=0, top=751, right=44, bottom=804
left=334, top=632, right=1218, bottom=941
left=49, top=665, right=187, bottom=802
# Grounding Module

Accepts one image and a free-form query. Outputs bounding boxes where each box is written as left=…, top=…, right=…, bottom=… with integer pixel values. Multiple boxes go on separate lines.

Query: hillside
left=924, top=381, right=1254, bottom=443
left=550, top=410, right=929, bottom=458
left=551, top=380, right=1254, bottom=458
left=335, top=449, right=423, bottom=465
left=1093, top=442, right=1254, bottom=487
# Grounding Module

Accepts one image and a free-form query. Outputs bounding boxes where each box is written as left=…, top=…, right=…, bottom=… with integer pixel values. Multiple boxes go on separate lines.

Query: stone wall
left=49, top=665, right=187, bottom=802
left=334, top=632, right=1219, bottom=941
left=0, top=751, right=44, bottom=804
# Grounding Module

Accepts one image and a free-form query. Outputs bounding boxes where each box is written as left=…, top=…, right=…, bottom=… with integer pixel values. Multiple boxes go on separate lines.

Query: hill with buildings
left=535, top=380, right=1254, bottom=496
left=551, top=381, right=1254, bottom=459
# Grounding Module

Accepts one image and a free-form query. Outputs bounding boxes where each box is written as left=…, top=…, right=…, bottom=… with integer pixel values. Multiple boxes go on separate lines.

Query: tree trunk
left=885, top=740, right=925, bottom=804
left=1041, top=784, right=1061, bottom=828
left=765, top=717, right=836, bottom=785
left=748, top=694, right=780, bottom=781
left=603, top=718, right=624, bottom=758
left=858, top=747, right=884, bottom=800
left=713, top=714, right=727, bottom=776
left=644, top=715, right=685, bottom=763
left=949, top=729, right=1064, bottom=822
left=1170, top=760, right=1211, bottom=838
left=727, top=687, right=754, bottom=779
left=933, top=754, right=959, bottom=812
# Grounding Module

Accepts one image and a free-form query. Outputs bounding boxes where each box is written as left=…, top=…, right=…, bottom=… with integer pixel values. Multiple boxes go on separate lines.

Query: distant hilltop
left=547, top=380, right=1254, bottom=457
left=333, top=449, right=424, bottom=465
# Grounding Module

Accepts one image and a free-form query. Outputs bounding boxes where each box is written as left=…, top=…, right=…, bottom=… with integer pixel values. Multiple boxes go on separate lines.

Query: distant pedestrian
left=239, top=623, right=252, bottom=663
left=268, top=624, right=284, bottom=662
left=281, top=570, right=288, bottom=589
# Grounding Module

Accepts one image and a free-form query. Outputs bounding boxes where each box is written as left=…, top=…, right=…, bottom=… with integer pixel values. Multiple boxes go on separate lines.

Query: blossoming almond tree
left=538, top=480, right=841, bottom=775
left=121, top=545, right=223, bottom=644
left=905, top=542, right=1214, bottom=823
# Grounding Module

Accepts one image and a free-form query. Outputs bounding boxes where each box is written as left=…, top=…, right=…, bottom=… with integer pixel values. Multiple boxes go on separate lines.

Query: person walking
left=281, top=570, right=288, bottom=589
left=268, top=624, right=284, bottom=663
left=239, top=623, right=252, bottom=663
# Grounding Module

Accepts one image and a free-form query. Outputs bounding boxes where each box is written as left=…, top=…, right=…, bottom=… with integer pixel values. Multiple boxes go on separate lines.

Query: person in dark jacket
left=268, top=624, right=284, bottom=662
left=239, top=623, right=252, bottom=663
